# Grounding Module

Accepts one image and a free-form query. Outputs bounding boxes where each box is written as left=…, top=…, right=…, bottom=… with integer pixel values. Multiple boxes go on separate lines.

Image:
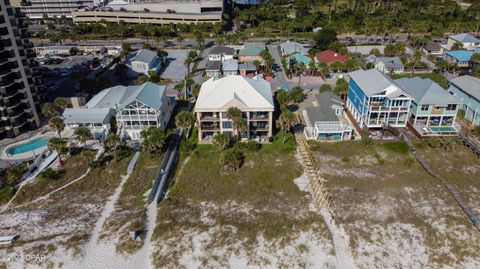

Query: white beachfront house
left=446, top=33, right=480, bottom=51
left=346, top=69, right=412, bottom=129
left=63, top=82, right=175, bottom=141
left=124, top=49, right=163, bottom=76
left=63, top=107, right=114, bottom=140
left=195, top=75, right=274, bottom=143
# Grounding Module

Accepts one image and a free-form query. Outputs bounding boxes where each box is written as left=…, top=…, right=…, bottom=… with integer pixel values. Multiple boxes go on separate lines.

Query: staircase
left=295, top=131, right=331, bottom=209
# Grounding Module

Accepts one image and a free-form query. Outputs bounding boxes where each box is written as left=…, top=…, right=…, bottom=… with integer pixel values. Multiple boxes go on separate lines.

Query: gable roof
left=315, top=50, right=347, bottom=64
left=85, top=82, right=166, bottom=111
left=394, top=77, right=460, bottom=106
left=449, top=33, right=480, bottom=43
left=373, top=56, right=404, bottom=69
left=210, top=46, right=235, bottom=56
left=195, top=75, right=274, bottom=111
left=348, top=69, right=407, bottom=97
left=206, top=61, right=221, bottom=71
left=280, top=41, right=308, bottom=55
left=223, top=59, right=238, bottom=71
left=127, top=49, right=158, bottom=64
left=306, top=91, right=343, bottom=123
left=446, top=50, right=473, bottom=62
left=450, top=75, right=480, bottom=101
left=286, top=52, right=312, bottom=66
left=63, top=107, right=113, bottom=124
left=239, top=46, right=264, bottom=57
left=239, top=62, right=256, bottom=71
left=424, top=41, right=441, bottom=52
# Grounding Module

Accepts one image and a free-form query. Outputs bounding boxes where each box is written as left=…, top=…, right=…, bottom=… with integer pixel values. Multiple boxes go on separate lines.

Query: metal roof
left=63, top=108, right=113, bottom=124
left=347, top=45, right=386, bottom=55
left=85, top=82, right=166, bottom=110
left=373, top=56, right=404, bottom=69
left=239, top=46, right=264, bottom=56
left=127, top=49, right=158, bottom=64
left=222, top=59, right=238, bottom=70
left=450, top=75, right=480, bottom=101
left=446, top=50, right=473, bottom=62
left=195, top=75, right=274, bottom=111
left=280, top=41, right=308, bottom=55
left=449, top=33, right=480, bottom=43
left=395, top=77, right=460, bottom=106
left=348, top=69, right=405, bottom=97
left=238, top=62, right=256, bottom=71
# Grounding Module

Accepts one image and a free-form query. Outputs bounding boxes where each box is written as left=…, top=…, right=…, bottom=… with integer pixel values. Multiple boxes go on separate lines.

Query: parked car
left=166, top=9, right=176, bottom=13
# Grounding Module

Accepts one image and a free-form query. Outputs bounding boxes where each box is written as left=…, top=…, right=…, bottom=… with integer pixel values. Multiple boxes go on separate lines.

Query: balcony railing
left=201, top=124, right=220, bottom=130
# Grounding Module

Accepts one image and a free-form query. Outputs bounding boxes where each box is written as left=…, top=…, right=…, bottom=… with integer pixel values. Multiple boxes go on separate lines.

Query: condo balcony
left=249, top=111, right=269, bottom=121
left=200, top=123, right=220, bottom=130
left=199, top=112, right=220, bottom=121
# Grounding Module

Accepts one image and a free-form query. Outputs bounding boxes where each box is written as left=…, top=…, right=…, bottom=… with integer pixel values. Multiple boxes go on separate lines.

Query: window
left=446, top=104, right=457, bottom=111
left=421, top=105, right=429, bottom=111
left=222, top=121, right=232, bottom=129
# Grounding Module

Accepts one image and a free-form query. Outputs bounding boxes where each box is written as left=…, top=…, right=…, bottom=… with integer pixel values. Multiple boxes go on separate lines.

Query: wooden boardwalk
left=295, top=131, right=331, bottom=209
left=459, top=130, right=480, bottom=156
left=403, top=133, right=480, bottom=232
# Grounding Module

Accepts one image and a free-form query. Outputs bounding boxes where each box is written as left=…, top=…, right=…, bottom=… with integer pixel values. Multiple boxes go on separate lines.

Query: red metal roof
left=315, top=50, right=347, bottom=64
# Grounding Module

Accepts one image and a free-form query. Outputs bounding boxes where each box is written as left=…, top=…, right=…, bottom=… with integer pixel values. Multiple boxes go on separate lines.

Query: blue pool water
left=429, top=126, right=457, bottom=133
left=7, top=138, right=49, bottom=155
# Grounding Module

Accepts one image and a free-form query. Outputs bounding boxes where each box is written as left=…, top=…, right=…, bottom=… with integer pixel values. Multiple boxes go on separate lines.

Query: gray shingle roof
left=450, top=75, right=480, bottom=101
left=394, top=77, right=460, bottom=106
left=305, top=91, right=343, bottom=123
left=424, top=41, right=441, bottom=52
left=206, top=61, right=221, bottom=71
left=239, top=62, right=256, bottom=71
left=374, top=56, right=404, bottom=69
left=210, top=46, right=235, bottom=56
left=280, top=41, right=308, bottom=55
left=85, top=82, right=166, bottom=110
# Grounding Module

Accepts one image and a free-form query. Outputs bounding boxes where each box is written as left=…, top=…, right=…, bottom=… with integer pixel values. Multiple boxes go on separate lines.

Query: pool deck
left=0, top=132, right=56, bottom=162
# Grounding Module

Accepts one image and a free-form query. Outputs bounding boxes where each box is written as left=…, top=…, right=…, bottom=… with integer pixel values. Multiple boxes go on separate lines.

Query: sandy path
left=321, top=208, right=356, bottom=269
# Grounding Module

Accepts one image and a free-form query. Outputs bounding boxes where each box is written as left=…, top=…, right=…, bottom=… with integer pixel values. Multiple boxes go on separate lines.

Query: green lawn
left=391, top=73, right=449, bottom=89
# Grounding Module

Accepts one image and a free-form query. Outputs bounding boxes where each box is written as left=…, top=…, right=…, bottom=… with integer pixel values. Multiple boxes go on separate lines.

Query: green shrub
left=403, top=158, right=414, bottom=167
left=220, top=148, right=245, bottom=171
left=341, top=156, right=350, bottom=162
left=116, top=145, right=133, bottom=160
left=237, top=141, right=261, bottom=151
left=39, top=168, right=64, bottom=180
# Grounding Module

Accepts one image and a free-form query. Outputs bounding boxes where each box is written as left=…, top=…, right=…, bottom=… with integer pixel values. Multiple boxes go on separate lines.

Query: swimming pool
left=429, top=126, right=457, bottom=133
left=6, top=138, right=49, bottom=155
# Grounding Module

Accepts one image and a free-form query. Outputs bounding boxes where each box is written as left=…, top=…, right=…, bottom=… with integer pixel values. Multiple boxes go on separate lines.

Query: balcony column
left=268, top=111, right=273, bottom=137
left=196, top=112, right=202, bottom=141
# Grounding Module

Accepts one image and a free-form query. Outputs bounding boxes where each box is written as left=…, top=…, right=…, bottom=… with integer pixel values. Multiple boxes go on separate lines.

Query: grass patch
left=381, top=141, right=409, bottom=154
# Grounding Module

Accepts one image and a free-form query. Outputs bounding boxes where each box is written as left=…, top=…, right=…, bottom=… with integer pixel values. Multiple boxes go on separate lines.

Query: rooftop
left=126, top=49, right=158, bottom=64
left=305, top=91, right=343, bottom=123
left=86, top=82, right=167, bottom=110
left=346, top=45, right=386, bottom=55
left=195, top=75, right=274, bottom=111
left=63, top=107, right=113, bottom=124
left=280, top=41, right=309, bottom=55
left=210, top=46, right=235, bottom=55
left=286, top=52, right=312, bottom=66
left=449, top=33, right=480, bottom=43
left=239, top=61, right=257, bottom=71
left=372, top=56, right=405, bottom=69
left=446, top=50, right=473, bottom=62
left=450, top=75, right=480, bottom=101
left=222, top=59, right=239, bottom=70
left=424, top=41, right=441, bottom=52
left=394, top=77, right=460, bottom=106
left=316, top=50, right=347, bottom=64
left=348, top=69, right=407, bottom=98
left=206, top=60, right=221, bottom=71
left=239, top=46, right=264, bottom=57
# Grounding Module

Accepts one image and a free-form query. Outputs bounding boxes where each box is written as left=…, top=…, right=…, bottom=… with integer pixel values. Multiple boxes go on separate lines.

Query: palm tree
left=276, top=90, right=290, bottom=108
left=42, top=103, right=58, bottom=118
left=308, top=60, right=317, bottom=76
left=276, top=110, right=296, bottom=144
left=140, top=127, right=166, bottom=156
left=105, top=133, right=121, bottom=161
left=226, top=107, right=243, bottom=141
left=49, top=117, right=65, bottom=138
left=176, top=35, right=185, bottom=47
left=175, top=111, right=195, bottom=140
left=48, top=137, right=66, bottom=167
left=53, top=98, right=67, bottom=114
left=410, top=49, right=422, bottom=75
left=74, top=127, right=92, bottom=148
left=471, top=53, right=480, bottom=71
left=233, top=118, right=248, bottom=142
left=212, top=133, right=230, bottom=150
